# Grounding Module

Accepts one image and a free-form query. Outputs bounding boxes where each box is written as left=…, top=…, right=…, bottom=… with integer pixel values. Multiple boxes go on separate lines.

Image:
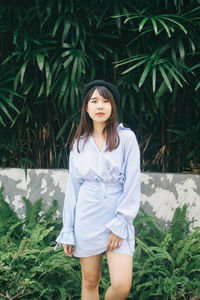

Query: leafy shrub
left=0, top=187, right=200, bottom=299
left=0, top=187, right=81, bottom=299
left=132, top=207, right=200, bottom=300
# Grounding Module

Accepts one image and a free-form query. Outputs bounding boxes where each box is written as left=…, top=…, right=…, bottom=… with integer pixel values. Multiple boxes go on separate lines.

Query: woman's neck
left=92, top=122, right=106, bottom=137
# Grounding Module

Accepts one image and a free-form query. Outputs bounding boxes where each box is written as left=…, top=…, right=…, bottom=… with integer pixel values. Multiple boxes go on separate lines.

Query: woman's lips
left=96, top=113, right=105, bottom=116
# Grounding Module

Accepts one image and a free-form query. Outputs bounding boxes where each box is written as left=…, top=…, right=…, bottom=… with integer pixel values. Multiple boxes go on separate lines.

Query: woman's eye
left=104, top=99, right=109, bottom=103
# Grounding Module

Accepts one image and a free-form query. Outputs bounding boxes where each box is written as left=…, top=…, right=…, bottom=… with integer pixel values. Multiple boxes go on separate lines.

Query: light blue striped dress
left=55, top=123, right=140, bottom=257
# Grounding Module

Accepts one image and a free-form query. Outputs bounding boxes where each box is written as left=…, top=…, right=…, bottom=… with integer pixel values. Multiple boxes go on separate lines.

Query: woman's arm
left=105, top=130, right=140, bottom=247
left=55, top=150, right=81, bottom=249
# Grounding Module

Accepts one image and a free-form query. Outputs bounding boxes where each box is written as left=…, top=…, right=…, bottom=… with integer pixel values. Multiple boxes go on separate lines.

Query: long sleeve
left=55, top=150, right=81, bottom=248
left=105, top=130, right=140, bottom=243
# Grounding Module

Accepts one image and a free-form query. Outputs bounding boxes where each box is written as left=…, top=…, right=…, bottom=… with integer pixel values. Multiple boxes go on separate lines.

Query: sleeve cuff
left=54, top=228, right=75, bottom=250
left=105, top=214, right=134, bottom=240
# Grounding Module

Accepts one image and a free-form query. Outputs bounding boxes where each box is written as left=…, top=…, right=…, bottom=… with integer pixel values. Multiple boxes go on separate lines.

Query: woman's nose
left=97, top=101, right=103, bottom=108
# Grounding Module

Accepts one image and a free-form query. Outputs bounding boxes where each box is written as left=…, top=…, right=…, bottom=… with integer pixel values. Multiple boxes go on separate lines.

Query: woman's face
left=86, top=89, right=112, bottom=125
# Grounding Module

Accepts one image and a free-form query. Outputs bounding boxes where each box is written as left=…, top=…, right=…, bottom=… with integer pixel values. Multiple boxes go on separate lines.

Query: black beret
left=81, top=80, right=120, bottom=104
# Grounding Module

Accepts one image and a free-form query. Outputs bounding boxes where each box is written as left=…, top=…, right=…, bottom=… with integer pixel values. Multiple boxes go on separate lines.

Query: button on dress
left=55, top=123, right=140, bottom=257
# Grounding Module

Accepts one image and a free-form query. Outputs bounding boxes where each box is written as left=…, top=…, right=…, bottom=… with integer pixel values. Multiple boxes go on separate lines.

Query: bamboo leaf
left=45, top=61, right=51, bottom=96
left=115, top=55, right=147, bottom=68
left=24, top=80, right=34, bottom=95
left=164, top=63, right=183, bottom=87
left=177, top=39, right=185, bottom=61
left=124, top=15, right=142, bottom=24
left=63, top=55, right=74, bottom=68
left=151, top=18, right=158, bottom=35
left=56, top=118, right=71, bottom=141
left=0, top=115, right=6, bottom=126
left=186, top=149, right=198, bottom=159
left=37, top=81, right=44, bottom=98
left=62, top=42, right=72, bottom=48
left=155, top=77, right=170, bottom=104
left=71, top=57, right=78, bottom=82
left=0, top=92, right=20, bottom=112
left=187, top=36, right=195, bottom=53
left=46, top=0, right=56, bottom=16
left=37, top=54, right=45, bottom=71
left=96, top=5, right=110, bottom=28
left=62, top=17, right=71, bottom=42
left=188, top=62, right=200, bottom=71
left=46, top=71, right=52, bottom=96
left=167, top=61, right=187, bottom=83
left=157, top=19, right=171, bottom=37
left=45, top=61, right=50, bottom=80
left=171, top=46, right=178, bottom=66
left=58, top=0, right=62, bottom=14
left=195, top=81, right=200, bottom=91
left=0, top=78, right=15, bottom=85
left=160, top=16, right=187, bottom=34
left=13, top=28, right=18, bottom=45
left=158, top=65, right=172, bottom=92
left=20, top=60, right=29, bottom=84
left=59, top=75, right=68, bottom=100
left=0, top=87, right=24, bottom=99
left=139, top=17, right=148, bottom=32
left=0, top=98, right=13, bottom=121
left=152, top=66, right=157, bottom=93
left=53, top=15, right=62, bottom=37
left=24, top=32, right=28, bottom=51
left=122, top=58, right=149, bottom=75
left=61, top=50, right=72, bottom=58
left=139, top=61, right=152, bottom=87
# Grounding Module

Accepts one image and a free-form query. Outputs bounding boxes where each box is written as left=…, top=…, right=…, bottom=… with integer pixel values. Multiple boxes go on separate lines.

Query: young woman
left=55, top=80, right=140, bottom=300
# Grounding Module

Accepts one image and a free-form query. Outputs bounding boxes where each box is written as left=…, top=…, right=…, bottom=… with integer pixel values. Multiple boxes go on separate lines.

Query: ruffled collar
left=118, top=123, right=130, bottom=130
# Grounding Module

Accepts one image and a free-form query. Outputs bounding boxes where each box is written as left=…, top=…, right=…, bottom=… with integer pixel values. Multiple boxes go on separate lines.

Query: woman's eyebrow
left=90, top=96, right=107, bottom=100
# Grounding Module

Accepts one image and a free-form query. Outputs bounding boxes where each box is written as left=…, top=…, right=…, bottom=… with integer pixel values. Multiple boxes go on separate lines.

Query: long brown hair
left=70, top=86, right=120, bottom=152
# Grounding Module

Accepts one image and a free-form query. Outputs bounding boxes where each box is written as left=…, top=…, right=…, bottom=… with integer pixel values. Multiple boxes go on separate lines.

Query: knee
left=82, top=273, right=101, bottom=290
left=111, top=280, right=132, bottom=298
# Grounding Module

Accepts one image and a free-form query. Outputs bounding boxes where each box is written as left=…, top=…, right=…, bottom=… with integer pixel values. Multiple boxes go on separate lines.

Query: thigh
left=106, top=251, right=133, bottom=287
left=80, top=254, right=102, bottom=282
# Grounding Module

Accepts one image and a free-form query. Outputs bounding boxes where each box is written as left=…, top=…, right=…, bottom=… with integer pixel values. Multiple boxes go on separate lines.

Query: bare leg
left=80, top=254, right=102, bottom=300
left=104, top=251, right=133, bottom=300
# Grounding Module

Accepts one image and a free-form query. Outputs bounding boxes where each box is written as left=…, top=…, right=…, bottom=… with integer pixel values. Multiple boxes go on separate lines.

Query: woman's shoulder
left=118, top=123, right=137, bottom=140
left=118, top=123, right=140, bottom=154
left=70, top=135, right=86, bottom=154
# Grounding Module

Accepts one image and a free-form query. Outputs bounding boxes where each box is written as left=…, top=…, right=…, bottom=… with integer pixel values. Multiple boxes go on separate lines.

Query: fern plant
left=0, top=188, right=81, bottom=300
left=0, top=187, right=22, bottom=239
left=0, top=187, right=200, bottom=299
left=131, top=206, right=200, bottom=299
left=0, top=224, right=81, bottom=299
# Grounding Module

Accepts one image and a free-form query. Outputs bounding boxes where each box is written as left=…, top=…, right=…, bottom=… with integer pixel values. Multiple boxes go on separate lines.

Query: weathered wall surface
left=0, top=168, right=200, bottom=227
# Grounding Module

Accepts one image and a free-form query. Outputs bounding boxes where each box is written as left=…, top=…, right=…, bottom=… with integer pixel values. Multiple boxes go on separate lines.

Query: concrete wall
left=0, top=168, right=200, bottom=228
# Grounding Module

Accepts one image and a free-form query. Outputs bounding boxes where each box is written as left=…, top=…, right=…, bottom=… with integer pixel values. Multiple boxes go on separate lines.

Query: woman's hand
left=107, top=232, right=122, bottom=251
left=62, top=244, right=74, bottom=257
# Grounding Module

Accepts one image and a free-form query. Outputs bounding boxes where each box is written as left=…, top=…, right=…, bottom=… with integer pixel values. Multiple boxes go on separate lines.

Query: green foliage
left=0, top=188, right=200, bottom=299
left=169, top=203, right=191, bottom=243
left=0, top=187, right=21, bottom=239
left=0, top=0, right=199, bottom=172
left=132, top=207, right=200, bottom=299
left=0, top=187, right=81, bottom=300
left=167, top=119, right=200, bottom=171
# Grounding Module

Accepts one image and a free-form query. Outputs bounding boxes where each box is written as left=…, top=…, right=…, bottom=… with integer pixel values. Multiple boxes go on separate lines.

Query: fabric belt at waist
left=82, top=177, right=123, bottom=196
